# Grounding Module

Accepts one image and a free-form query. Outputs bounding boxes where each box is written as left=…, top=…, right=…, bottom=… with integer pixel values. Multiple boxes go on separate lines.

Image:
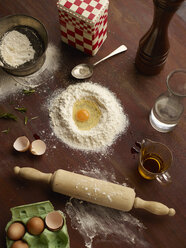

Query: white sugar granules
left=0, top=30, right=35, bottom=67
left=49, top=82, right=129, bottom=153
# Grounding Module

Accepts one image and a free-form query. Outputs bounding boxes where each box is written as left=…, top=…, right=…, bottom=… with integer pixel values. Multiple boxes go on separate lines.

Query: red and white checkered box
left=57, top=0, right=109, bottom=56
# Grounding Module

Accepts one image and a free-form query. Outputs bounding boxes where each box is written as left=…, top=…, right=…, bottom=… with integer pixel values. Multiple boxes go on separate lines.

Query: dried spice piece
left=15, top=107, right=27, bottom=113
left=0, top=112, right=17, bottom=120
left=23, top=89, right=35, bottom=95
left=33, top=133, right=40, bottom=140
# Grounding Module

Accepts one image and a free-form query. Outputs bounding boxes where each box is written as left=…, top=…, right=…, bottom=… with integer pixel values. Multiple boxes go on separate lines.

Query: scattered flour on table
left=65, top=162, right=146, bottom=248
left=14, top=43, right=61, bottom=88
left=0, top=68, right=22, bottom=100
left=49, top=82, right=129, bottom=153
left=65, top=199, right=148, bottom=248
left=0, top=43, right=60, bottom=101
left=0, top=30, right=35, bottom=67
left=78, top=167, right=128, bottom=187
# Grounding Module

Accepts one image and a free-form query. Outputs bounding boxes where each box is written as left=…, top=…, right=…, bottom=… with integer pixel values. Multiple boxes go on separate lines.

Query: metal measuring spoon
left=71, top=45, right=127, bottom=79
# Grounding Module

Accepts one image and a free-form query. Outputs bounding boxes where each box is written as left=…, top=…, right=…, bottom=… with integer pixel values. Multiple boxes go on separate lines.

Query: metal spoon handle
left=93, top=45, right=127, bottom=67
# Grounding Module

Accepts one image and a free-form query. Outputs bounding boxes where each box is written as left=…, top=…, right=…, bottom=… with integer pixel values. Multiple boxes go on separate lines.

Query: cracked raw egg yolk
left=76, top=109, right=90, bottom=122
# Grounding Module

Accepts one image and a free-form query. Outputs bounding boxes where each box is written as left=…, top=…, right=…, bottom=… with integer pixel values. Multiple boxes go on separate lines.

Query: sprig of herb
left=15, top=107, right=27, bottom=113
left=24, top=116, right=28, bottom=125
left=1, top=128, right=10, bottom=134
left=30, top=116, right=39, bottom=121
left=0, top=113, right=17, bottom=120
left=23, top=89, right=35, bottom=95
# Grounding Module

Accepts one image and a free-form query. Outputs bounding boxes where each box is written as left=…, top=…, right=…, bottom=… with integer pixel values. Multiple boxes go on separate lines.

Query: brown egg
left=11, top=240, right=29, bottom=248
left=45, top=211, right=63, bottom=231
left=7, top=222, right=25, bottom=240
left=26, top=217, right=44, bottom=235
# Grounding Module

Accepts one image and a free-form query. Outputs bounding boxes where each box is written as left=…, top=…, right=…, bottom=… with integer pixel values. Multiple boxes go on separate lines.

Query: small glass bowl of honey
left=138, top=139, right=173, bottom=184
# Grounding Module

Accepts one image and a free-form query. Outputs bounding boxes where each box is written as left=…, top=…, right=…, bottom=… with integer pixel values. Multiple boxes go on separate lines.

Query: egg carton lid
left=10, top=201, right=54, bottom=220
left=57, top=0, right=109, bottom=26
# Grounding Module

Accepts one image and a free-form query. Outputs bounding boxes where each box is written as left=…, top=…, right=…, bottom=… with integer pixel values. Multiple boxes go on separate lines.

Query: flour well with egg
left=49, top=82, right=129, bottom=153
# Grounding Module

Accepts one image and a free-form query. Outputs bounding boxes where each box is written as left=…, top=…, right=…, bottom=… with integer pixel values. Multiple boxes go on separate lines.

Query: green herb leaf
left=0, top=113, right=17, bottom=120
left=23, top=89, right=35, bottom=95
left=24, top=116, right=28, bottom=125
left=1, top=128, right=10, bottom=134
left=15, top=107, right=27, bottom=113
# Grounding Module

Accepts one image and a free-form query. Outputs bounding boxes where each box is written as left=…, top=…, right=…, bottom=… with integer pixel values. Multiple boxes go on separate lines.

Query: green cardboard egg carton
left=5, top=201, right=70, bottom=248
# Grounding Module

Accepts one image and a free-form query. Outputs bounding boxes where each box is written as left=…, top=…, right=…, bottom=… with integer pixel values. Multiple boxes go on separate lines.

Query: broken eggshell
left=30, top=139, right=46, bottom=156
left=13, top=136, right=30, bottom=152
left=45, top=211, right=63, bottom=231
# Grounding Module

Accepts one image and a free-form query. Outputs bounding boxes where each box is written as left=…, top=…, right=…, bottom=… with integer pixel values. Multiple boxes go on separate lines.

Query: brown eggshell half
left=13, top=136, right=30, bottom=152
left=45, top=211, right=63, bottom=231
left=30, top=139, right=46, bottom=156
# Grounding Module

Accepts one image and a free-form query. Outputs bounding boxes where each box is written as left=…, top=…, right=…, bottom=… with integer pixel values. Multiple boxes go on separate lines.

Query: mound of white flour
left=0, top=30, right=35, bottom=67
left=49, top=82, right=129, bottom=153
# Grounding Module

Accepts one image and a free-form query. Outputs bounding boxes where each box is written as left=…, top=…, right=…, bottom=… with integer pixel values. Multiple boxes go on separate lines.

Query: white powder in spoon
left=49, top=82, right=129, bottom=153
left=0, top=30, right=35, bottom=67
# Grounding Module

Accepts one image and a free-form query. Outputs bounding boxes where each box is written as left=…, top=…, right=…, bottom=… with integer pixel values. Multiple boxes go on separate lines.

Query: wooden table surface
left=0, top=0, right=185, bottom=248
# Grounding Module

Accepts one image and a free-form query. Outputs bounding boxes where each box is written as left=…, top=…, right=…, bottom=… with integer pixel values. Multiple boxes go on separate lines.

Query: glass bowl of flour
left=0, top=14, right=48, bottom=76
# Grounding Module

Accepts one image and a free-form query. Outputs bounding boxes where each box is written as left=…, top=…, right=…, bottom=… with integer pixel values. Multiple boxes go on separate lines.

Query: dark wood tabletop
left=0, top=0, right=185, bottom=248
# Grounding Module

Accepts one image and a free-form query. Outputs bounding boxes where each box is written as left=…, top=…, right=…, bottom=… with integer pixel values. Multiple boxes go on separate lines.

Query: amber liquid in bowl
left=138, top=153, right=166, bottom=180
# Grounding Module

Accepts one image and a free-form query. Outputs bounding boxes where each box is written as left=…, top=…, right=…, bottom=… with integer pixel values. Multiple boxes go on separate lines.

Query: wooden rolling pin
left=14, top=166, right=175, bottom=216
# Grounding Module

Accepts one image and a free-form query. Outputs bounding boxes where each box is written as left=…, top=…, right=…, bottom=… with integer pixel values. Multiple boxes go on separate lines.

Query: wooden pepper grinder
left=135, top=0, right=184, bottom=75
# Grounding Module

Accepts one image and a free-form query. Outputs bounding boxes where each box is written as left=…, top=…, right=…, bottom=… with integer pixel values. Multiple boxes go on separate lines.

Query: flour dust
left=66, top=199, right=149, bottom=248
left=14, top=43, right=61, bottom=88
left=0, top=43, right=60, bottom=101
left=65, top=164, right=148, bottom=248
left=77, top=166, right=128, bottom=187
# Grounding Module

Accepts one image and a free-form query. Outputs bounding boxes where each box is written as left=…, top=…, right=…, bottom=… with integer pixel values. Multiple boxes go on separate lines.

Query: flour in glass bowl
left=0, top=43, right=61, bottom=101
left=49, top=82, right=129, bottom=153
left=0, top=30, right=35, bottom=67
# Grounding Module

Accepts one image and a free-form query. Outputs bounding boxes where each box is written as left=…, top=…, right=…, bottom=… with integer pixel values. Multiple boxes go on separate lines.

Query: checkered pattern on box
left=57, top=0, right=108, bottom=55
left=57, top=0, right=107, bottom=21
left=58, top=9, right=93, bottom=34
left=58, top=8, right=108, bottom=34
left=59, top=14, right=107, bottom=55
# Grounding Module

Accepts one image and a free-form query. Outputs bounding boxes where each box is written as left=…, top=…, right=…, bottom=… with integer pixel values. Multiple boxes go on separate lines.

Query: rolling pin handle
left=168, top=208, right=176, bottom=217
left=14, top=166, right=21, bottom=175
left=14, top=166, right=53, bottom=184
left=134, top=197, right=176, bottom=216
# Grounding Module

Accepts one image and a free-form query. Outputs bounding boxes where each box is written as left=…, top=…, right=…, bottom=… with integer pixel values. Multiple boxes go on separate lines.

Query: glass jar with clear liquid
left=150, top=69, right=186, bottom=132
